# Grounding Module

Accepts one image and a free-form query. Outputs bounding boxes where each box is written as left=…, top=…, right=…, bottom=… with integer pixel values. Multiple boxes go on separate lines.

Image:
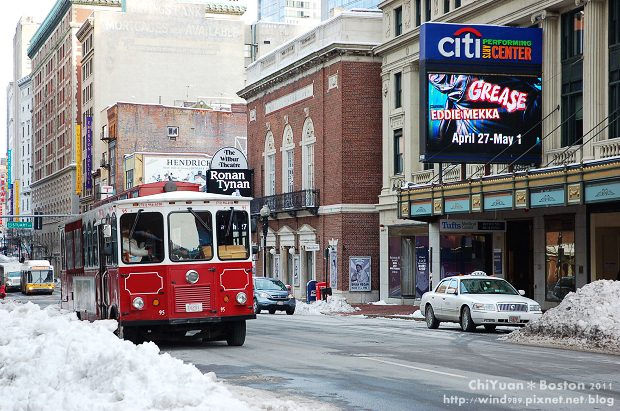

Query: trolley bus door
left=97, top=224, right=110, bottom=319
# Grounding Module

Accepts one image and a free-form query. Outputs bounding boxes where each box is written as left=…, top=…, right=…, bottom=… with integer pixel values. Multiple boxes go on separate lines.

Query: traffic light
left=34, top=211, right=42, bottom=231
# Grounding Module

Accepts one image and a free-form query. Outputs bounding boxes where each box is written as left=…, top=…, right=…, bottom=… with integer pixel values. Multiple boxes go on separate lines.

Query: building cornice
left=30, top=164, right=76, bottom=188
left=27, top=0, right=121, bottom=58
left=76, top=16, right=94, bottom=41
left=238, top=44, right=378, bottom=99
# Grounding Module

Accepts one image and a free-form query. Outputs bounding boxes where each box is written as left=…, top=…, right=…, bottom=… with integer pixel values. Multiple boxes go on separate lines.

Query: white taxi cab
left=420, top=272, right=542, bottom=332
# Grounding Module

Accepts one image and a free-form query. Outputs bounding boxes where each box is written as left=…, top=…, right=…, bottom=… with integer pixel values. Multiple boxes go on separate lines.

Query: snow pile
left=410, top=309, right=425, bottom=320
left=0, top=301, right=300, bottom=411
left=368, top=300, right=396, bottom=306
left=295, top=295, right=359, bottom=315
left=504, top=280, right=620, bottom=353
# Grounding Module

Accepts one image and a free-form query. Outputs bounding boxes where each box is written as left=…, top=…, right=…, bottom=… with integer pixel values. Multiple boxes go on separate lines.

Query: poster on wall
left=329, top=249, right=338, bottom=289
left=415, top=237, right=430, bottom=298
left=388, top=237, right=401, bottom=298
left=143, top=155, right=210, bottom=190
left=424, top=73, right=542, bottom=164
left=293, top=255, right=300, bottom=287
left=273, top=254, right=280, bottom=280
left=349, top=256, right=371, bottom=292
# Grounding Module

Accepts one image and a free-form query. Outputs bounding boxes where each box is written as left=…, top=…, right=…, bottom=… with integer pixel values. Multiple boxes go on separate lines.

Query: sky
left=1, top=0, right=57, bottom=155
left=0, top=0, right=258, bottom=157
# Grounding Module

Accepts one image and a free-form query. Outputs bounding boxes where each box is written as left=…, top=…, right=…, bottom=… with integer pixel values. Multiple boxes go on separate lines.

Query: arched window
left=301, top=118, right=315, bottom=190
left=281, top=125, right=295, bottom=193
left=264, top=131, right=276, bottom=196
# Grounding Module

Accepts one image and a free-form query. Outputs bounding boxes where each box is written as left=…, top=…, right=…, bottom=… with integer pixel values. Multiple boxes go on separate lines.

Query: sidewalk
left=345, top=303, right=421, bottom=320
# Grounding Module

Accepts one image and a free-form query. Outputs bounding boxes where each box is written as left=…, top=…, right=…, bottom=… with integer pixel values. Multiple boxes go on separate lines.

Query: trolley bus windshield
left=119, top=212, right=165, bottom=264
left=27, top=270, right=54, bottom=284
left=169, top=210, right=213, bottom=261
left=216, top=210, right=250, bottom=260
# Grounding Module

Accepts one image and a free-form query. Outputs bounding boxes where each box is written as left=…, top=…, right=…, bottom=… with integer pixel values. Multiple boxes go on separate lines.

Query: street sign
left=7, top=221, right=33, bottom=229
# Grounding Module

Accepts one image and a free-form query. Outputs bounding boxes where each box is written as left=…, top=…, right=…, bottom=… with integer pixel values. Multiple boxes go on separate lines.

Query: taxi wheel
left=460, top=306, right=476, bottom=332
left=425, top=305, right=440, bottom=329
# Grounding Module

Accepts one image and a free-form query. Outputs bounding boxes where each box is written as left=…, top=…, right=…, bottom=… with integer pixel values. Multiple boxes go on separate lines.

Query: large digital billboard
left=420, top=23, right=543, bottom=165
left=425, top=73, right=542, bottom=164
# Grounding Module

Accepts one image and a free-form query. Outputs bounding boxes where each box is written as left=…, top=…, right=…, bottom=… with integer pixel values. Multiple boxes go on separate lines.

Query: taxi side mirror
left=518, top=289, right=526, bottom=296
left=446, top=288, right=457, bottom=295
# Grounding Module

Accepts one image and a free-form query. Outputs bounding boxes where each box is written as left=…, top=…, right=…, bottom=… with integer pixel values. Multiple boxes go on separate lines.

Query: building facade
left=376, top=0, right=620, bottom=308
left=76, top=0, right=247, bottom=210
left=102, top=102, right=247, bottom=195
left=17, top=75, right=33, bottom=218
left=28, top=0, right=121, bottom=269
left=239, top=11, right=383, bottom=302
left=321, top=0, right=381, bottom=20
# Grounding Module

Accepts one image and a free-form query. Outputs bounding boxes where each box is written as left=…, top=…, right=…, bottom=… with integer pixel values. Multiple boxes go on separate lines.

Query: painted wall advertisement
left=143, top=155, right=210, bottom=190
left=349, top=256, right=371, bottom=292
left=420, top=23, right=543, bottom=165
left=86, top=116, right=93, bottom=189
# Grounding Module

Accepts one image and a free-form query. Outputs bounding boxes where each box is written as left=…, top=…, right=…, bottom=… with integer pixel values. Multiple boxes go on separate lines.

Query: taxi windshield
left=459, top=279, right=518, bottom=295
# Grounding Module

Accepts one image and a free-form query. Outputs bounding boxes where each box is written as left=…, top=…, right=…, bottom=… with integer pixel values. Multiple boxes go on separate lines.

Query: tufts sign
left=206, top=147, right=252, bottom=196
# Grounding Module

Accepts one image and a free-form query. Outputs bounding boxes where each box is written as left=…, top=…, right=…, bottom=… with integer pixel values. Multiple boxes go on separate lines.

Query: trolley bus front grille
left=174, top=285, right=211, bottom=313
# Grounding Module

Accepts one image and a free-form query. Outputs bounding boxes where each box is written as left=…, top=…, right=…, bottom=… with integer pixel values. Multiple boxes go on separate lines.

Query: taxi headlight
left=236, top=292, right=247, bottom=304
left=529, top=304, right=541, bottom=312
left=472, top=303, right=496, bottom=311
left=132, top=297, right=145, bottom=310
left=185, top=270, right=199, bottom=284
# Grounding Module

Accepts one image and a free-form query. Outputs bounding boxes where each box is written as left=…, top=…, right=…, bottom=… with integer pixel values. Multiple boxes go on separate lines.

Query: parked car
left=253, top=277, right=296, bottom=315
left=420, top=272, right=543, bottom=332
left=4, top=271, right=21, bottom=291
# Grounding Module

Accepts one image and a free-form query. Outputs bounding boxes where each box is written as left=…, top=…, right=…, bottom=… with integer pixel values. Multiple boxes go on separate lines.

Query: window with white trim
left=301, top=118, right=315, bottom=190
left=281, top=125, right=295, bottom=193
left=264, top=131, right=276, bottom=196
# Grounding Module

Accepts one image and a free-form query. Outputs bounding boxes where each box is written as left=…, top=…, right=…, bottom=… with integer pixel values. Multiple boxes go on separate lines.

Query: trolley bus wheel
left=226, top=320, right=246, bottom=346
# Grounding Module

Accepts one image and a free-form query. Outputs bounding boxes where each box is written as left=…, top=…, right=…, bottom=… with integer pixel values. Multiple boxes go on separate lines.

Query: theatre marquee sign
left=206, top=147, right=252, bottom=196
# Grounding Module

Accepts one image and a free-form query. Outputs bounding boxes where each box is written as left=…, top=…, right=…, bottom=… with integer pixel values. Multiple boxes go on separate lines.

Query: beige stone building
left=376, top=0, right=620, bottom=308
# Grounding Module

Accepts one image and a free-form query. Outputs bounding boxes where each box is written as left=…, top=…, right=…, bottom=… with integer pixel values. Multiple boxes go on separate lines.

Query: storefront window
left=545, top=216, right=576, bottom=301
left=440, top=234, right=491, bottom=278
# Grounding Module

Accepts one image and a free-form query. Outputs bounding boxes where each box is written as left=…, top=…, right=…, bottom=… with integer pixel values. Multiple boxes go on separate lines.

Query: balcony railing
left=251, top=189, right=320, bottom=217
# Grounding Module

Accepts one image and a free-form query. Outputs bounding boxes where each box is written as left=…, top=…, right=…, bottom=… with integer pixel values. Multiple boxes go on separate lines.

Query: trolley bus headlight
left=185, top=270, right=199, bottom=284
left=132, top=297, right=145, bottom=310
left=236, top=292, right=247, bottom=304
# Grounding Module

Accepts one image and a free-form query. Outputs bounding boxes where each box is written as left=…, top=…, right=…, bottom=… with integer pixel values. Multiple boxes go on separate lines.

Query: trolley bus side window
left=66, top=230, right=75, bottom=270
left=216, top=210, right=250, bottom=260
left=119, top=212, right=164, bottom=264
left=169, top=211, right=213, bottom=262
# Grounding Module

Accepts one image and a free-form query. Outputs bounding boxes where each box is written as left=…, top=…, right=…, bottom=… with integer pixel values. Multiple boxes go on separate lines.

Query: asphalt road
left=4, top=288, right=60, bottom=308
left=164, top=314, right=620, bottom=411
left=10, top=292, right=620, bottom=410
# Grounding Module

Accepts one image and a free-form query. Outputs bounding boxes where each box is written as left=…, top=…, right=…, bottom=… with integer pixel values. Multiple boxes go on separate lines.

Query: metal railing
left=251, top=189, right=320, bottom=216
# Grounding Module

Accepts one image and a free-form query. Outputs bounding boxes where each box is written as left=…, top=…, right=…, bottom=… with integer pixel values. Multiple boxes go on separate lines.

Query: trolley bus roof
left=114, top=191, right=253, bottom=205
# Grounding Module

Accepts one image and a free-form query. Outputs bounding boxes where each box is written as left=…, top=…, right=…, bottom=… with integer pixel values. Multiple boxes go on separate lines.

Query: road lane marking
left=359, top=357, right=468, bottom=379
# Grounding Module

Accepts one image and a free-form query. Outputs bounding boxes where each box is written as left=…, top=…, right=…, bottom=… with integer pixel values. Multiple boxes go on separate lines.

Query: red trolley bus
left=61, top=182, right=255, bottom=345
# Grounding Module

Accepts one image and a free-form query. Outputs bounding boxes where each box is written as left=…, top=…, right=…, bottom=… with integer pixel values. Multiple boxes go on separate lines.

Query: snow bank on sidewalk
left=503, top=280, right=620, bottom=353
left=368, top=300, right=396, bottom=306
left=295, top=296, right=359, bottom=315
left=0, top=302, right=301, bottom=411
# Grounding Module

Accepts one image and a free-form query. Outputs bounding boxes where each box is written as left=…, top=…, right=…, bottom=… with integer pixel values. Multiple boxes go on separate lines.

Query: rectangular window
left=455, top=0, right=461, bottom=7
left=286, top=149, right=294, bottom=192
left=443, top=0, right=449, bottom=13
left=425, top=0, right=431, bottom=21
left=393, top=128, right=403, bottom=175
left=609, top=0, right=620, bottom=139
left=561, top=8, right=584, bottom=147
left=216, top=210, right=250, bottom=260
left=415, top=0, right=421, bottom=26
left=267, top=154, right=275, bottom=195
left=545, top=216, right=576, bottom=302
left=305, top=143, right=314, bottom=189
left=394, top=6, right=403, bottom=36
left=120, top=212, right=165, bottom=264
left=394, top=72, right=402, bottom=109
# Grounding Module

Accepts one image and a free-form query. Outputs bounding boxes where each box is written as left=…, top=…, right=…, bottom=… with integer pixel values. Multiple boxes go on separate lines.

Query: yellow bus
left=21, top=260, right=55, bottom=295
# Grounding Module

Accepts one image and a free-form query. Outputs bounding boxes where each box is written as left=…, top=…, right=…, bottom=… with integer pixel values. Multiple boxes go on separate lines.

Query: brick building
left=238, top=11, right=383, bottom=302
left=27, top=0, right=121, bottom=269
left=101, top=102, right=247, bottom=194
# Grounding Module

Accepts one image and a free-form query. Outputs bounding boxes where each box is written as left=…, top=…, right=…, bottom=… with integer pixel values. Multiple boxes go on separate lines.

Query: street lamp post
left=259, top=204, right=270, bottom=278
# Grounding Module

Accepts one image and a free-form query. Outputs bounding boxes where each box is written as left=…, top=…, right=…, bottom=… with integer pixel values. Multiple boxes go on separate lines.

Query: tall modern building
left=27, top=0, right=121, bottom=269
left=321, top=0, right=380, bottom=20
left=258, top=0, right=321, bottom=24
